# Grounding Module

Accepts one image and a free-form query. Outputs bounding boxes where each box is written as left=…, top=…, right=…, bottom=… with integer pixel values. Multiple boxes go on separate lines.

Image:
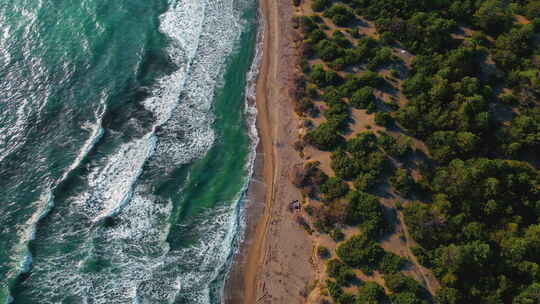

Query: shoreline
left=225, top=0, right=315, bottom=303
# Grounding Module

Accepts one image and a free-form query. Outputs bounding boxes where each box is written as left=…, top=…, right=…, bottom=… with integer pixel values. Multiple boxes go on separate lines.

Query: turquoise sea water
left=0, top=0, right=258, bottom=303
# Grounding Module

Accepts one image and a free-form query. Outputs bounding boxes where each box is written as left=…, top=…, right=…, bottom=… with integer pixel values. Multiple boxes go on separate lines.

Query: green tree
left=474, top=0, right=512, bottom=35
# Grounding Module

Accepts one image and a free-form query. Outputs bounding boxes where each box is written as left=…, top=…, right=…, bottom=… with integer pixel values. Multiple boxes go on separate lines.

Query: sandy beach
left=225, top=0, right=315, bottom=303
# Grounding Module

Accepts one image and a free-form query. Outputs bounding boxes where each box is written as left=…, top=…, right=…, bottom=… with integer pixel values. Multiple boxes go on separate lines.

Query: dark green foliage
left=318, top=245, right=331, bottom=259
left=315, top=39, right=345, bottom=62
left=321, top=177, right=350, bottom=201
left=327, top=258, right=356, bottom=285
left=295, top=97, right=317, bottom=116
left=331, top=228, right=345, bottom=242
left=351, top=86, right=375, bottom=109
left=434, top=287, right=462, bottom=304
left=347, top=132, right=378, bottom=154
left=359, top=71, right=385, bottom=88
left=474, top=0, right=513, bottom=35
left=367, top=46, right=394, bottom=69
left=525, top=1, right=540, bottom=20
left=379, top=252, right=407, bottom=274
left=497, top=109, right=540, bottom=156
left=326, top=279, right=344, bottom=301
left=514, top=283, right=540, bottom=304
left=324, top=100, right=350, bottom=130
left=305, top=122, right=344, bottom=150
left=332, top=30, right=352, bottom=48
left=427, top=131, right=480, bottom=163
left=356, top=282, right=388, bottom=304
left=345, top=191, right=387, bottom=237
left=310, top=64, right=342, bottom=87
left=384, top=273, right=428, bottom=299
left=312, top=0, right=330, bottom=12
left=389, top=292, right=427, bottom=304
left=336, top=234, right=385, bottom=271
left=374, top=111, right=393, bottom=127
left=323, top=4, right=356, bottom=27
left=298, top=0, right=540, bottom=302
left=378, top=132, right=412, bottom=158
left=353, top=172, right=378, bottom=191
left=404, top=158, right=540, bottom=302
left=493, top=25, right=535, bottom=71
left=331, top=149, right=359, bottom=180
left=391, top=168, right=416, bottom=197
left=376, top=12, right=456, bottom=54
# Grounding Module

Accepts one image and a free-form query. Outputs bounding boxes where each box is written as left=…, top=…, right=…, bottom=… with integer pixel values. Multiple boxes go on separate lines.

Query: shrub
left=357, top=282, right=388, bottom=304
left=368, top=47, right=394, bottom=69
left=379, top=252, right=407, bottom=274
left=346, top=131, right=378, bottom=153
left=360, top=71, right=385, bottom=88
left=351, top=86, right=375, bottom=109
left=345, top=191, right=385, bottom=230
left=312, top=0, right=330, bottom=12
left=330, top=228, right=345, bottom=242
left=305, top=122, right=344, bottom=150
left=327, top=259, right=356, bottom=285
left=353, top=172, right=378, bottom=191
left=331, top=150, right=359, bottom=180
left=384, top=273, right=424, bottom=294
left=374, top=111, right=393, bottom=127
left=315, top=39, right=344, bottom=62
left=391, top=168, right=416, bottom=197
left=323, top=4, right=356, bottom=26
left=320, top=177, right=350, bottom=201
left=390, top=292, right=426, bottom=304
left=336, top=234, right=385, bottom=270
left=318, top=246, right=331, bottom=259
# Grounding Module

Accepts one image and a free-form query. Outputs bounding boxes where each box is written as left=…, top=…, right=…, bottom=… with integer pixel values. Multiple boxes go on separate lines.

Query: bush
left=330, top=228, right=345, bottom=242
left=360, top=71, right=385, bottom=88
left=378, top=132, right=412, bottom=158
left=345, top=191, right=386, bottom=237
left=357, top=282, right=388, bottom=303
left=336, top=234, right=385, bottom=270
left=384, top=273, right=426, bottom=297
left=323, top=4, right=356, bottom=27
left=391, top=168, right=416, bottom=197
left=379, top=252, right=407, bottom=274
left=315, top=39, right=345, bottom=62
left=353, top=172, right=378, bottom=191
left=318, top=246, right=331, bottom=259
left=305, top=122, right=344, bottom=150
left=312, top=0, right=330, bottom=12
left=351, top=86, right=375, bottom=109
left=327, top=259, right=356, bottom=285
left=374, top=112, right=393, bottom=127
left=320, top=177, right=350, bottom=201
left=390, top=292, right=426, bottom=304
left=331, top=150, right=359, bottom=180
left=347, top=131, right=378, bottom=153
left=368, top=47, right=394, bottom=69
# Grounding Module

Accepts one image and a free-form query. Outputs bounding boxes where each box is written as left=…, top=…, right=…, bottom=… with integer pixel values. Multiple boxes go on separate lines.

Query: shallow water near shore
left=0, top=0, right=258, bottom=303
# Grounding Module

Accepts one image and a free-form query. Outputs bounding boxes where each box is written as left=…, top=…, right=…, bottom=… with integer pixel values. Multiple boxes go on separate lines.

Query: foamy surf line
left=220, top=3, right=265, bottom=303
left=3, top=1, right=258, bottom=303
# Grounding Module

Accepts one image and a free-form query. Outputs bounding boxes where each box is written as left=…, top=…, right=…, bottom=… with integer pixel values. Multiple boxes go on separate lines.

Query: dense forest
left=291, top=0, right=540, bottom=303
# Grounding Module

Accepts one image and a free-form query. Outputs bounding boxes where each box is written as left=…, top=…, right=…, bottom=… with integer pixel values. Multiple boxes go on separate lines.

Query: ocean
left=0, top=0, right=259, bottom=303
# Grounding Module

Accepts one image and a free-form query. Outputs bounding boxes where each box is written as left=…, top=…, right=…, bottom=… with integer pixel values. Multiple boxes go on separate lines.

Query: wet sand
left=224, top=0, right=315, bottom=303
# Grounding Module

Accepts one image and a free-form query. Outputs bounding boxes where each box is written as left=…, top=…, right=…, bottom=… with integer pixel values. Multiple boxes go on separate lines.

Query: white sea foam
left=15, top=0, right=258, bottom=303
